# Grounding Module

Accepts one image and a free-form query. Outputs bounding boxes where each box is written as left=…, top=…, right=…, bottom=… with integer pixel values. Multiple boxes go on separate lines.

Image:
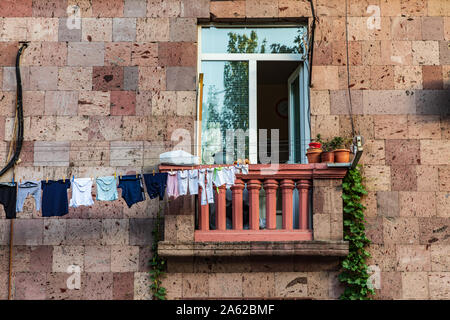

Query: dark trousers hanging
left=0, top=183, right=17, bottom=219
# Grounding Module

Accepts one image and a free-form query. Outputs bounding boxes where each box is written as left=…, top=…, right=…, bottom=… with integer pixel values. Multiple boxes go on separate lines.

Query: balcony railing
left=159, top=163, right=348, bottom=243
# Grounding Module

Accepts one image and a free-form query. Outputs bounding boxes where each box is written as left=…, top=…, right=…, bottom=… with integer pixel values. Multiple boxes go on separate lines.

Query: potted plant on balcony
left=306, top=134, right=323, bottom=163
left=331, top=136, right=352, bottom=163
left=320, top=139, right=335, bottom=163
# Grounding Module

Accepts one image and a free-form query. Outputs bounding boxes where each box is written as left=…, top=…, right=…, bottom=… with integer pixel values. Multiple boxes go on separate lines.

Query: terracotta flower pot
left=334, top=149, right=351, bottom=163
left=321, top=151, right=334, bottom=163
left=306, top=148, right=322, bottom=163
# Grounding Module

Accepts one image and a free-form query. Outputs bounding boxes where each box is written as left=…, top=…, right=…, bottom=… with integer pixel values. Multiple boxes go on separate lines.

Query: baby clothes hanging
left=41, top=180, right=71, bottom=217
left=70, top=178, right=94, bottom=208
left=166, top=171, right=179, bottom=199
left=198, top=169, right=206, bottom=205
left=213, top=167, right=226, bottom=188
left=205, top=168, right=215, bottom=204
left=16, top=181, right=41, bottom=212
left=0, top=182, right=17, bottom=219
left=177, top=170, right=188, bottom=196
left=198, top=168, right=213, bottom=205
left=188, top=169, right=198, bottom=195
left=143, top=172, right=168, bottom=200
left=118, top=175, right=145, bottom=208
left=223, top=167, right=236, bottom=189
left=96, top=176, right=118, bottom=201
left=235, top=163, right=249, bottom=175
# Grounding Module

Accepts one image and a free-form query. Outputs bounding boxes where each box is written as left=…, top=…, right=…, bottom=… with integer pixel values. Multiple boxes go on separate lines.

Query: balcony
left=159, top=163, right=349, bottom=256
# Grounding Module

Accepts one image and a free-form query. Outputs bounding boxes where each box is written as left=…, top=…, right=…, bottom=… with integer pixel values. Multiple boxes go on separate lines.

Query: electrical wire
left=308, top=0, right=317, bottom=88
left=1, top=43, right=27, bottom=178
left=7, top=42, right=28, bottom=302
left=344, top=0, right=356, bottom=137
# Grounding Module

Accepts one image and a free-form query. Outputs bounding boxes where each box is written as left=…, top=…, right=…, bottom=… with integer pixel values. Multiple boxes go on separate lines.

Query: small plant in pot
left=320, top=140, right=335, bottom=163
left=331, top=136, right=352, bottom=163
left=306, top=134, right=323, bottom=163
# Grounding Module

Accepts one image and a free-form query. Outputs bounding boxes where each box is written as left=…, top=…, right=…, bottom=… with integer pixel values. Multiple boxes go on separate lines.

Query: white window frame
left=197, top=25, right=308, bottom=164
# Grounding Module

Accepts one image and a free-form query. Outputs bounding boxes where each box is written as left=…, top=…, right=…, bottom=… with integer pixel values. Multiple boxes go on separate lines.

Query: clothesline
left=0, top=164, right=249, bottom=220
left=29, top=141, right=315, bottom=149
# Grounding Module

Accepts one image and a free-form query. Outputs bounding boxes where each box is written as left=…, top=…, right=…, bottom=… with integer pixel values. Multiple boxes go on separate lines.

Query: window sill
left=158, top=240, right=349, bottom=258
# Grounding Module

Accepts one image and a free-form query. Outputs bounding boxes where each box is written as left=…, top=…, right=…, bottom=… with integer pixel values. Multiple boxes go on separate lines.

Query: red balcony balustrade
left=160, top=163, right=348, bottom=242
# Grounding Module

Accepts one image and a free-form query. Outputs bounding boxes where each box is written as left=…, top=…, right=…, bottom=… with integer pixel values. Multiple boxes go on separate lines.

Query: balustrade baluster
left=280, top=179, right=295, bottom=230
left=247, top=180, right=261, bottom=230
left=263, top=179, right=278, bottom=230
left=198, top=187, right=209, bottom=231
left=215, top=185, right=227, bottom=230
left=231, top=179, right=245, bottom=230
left=297, top=180, right=312, bottom=230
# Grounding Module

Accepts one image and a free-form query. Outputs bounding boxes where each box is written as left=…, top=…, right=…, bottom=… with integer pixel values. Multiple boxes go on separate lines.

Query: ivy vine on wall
left=149, top=203, right=167, bottom=300
left=338, top=166, right=375, bottom=300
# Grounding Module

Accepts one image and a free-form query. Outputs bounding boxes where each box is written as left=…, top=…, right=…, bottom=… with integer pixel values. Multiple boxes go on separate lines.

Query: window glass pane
left=201, top=61, right=249, bottom=164
left=201, top=26, right=307, bottom=54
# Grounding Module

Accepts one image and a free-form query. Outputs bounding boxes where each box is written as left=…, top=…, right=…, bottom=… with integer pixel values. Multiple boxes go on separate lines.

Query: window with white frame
left=197, top=25, right=310, bottom=165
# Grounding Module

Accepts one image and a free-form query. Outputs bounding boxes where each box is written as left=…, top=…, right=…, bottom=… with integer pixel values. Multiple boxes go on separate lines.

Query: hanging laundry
left=177, top=170, right=188, bottom=196
left=235, top=163, right=249, bottom=174
left=166, top=171, right=179, bottom=199
left=118, top=175, right=145, bottom=208
left=213, top=167, right=226, bottom=188
left=188, top=169, right=198, bottom=195
left=198, top=169, right=206, bottom=205
left=223, top=166, right=236, bottom=189
left=16, top=181, right=41, bottom=213
left=198, top=168, right=214, bottom=205
left=96, top=176, right=118, bottom=201
left=205, top=168, right=215, bottom=204
left=0, top=182, right=17, bottom=219
left=143, top=172, right=168, bottom=200
left=41, top=180, right=71, bottom=217
left=70, top=178, right=94, bottom=208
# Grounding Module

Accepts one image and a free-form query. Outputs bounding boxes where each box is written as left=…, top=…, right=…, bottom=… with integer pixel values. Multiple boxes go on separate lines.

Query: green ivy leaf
left=339, top=167, right=374, bottom=300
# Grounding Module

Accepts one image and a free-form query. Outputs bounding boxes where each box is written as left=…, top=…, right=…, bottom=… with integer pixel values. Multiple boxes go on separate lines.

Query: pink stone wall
left=0, top=0, right=449, bottom=300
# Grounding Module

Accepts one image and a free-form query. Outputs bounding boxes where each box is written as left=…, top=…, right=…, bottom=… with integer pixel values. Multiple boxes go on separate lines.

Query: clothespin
left=63, top=175, right=65, bottom=183
left=12, top=176, right=14, bottom=184
left=46, top=176, right=49, bottom=183
left=114, top=172, right=116, bottom=179
left=19, top=178, right=22, bottom=184
left=152, top=169, right=155, bottom=176
left=72, top=175, right=75, bottom=182
left=136, top=172, right=138, bottom=178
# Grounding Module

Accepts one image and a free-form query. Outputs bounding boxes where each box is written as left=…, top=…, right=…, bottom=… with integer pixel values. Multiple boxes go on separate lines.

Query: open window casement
left=197, top=25, right=310, bottom=165
left=287, top=62, right=311, bottom=164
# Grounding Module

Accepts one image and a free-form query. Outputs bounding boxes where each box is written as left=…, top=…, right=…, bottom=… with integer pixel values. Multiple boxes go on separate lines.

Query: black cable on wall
left=0, top=42, right=28, bottom=177
left=308, top=0, right=317, bottom=88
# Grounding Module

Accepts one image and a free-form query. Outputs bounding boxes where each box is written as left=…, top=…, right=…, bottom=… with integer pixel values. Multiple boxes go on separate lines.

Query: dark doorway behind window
left=257, top=61, right=300, bottom=164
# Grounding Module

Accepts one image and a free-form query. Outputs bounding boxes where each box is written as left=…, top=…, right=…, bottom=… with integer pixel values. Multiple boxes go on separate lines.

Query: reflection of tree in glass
left=205, top=85, right=220, bottom=124
left=270, top=28, right=306, bottom=54
left=202, top=85, right=222, bottom=163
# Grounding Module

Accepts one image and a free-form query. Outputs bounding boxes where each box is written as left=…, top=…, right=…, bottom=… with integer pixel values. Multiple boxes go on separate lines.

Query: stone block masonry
left=0, top=0, right=449, bottom=301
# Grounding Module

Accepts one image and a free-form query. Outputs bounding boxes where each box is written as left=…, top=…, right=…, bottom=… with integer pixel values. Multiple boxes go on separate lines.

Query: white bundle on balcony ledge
left=159, top=150, right=199, bottom=166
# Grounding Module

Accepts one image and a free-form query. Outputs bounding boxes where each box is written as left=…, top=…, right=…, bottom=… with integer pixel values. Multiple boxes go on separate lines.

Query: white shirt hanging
left=70, top=178, right=94, bottom=208
left=224, top=167, right=236, bottom=189
left=177, top=170, right=189, bottom=196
